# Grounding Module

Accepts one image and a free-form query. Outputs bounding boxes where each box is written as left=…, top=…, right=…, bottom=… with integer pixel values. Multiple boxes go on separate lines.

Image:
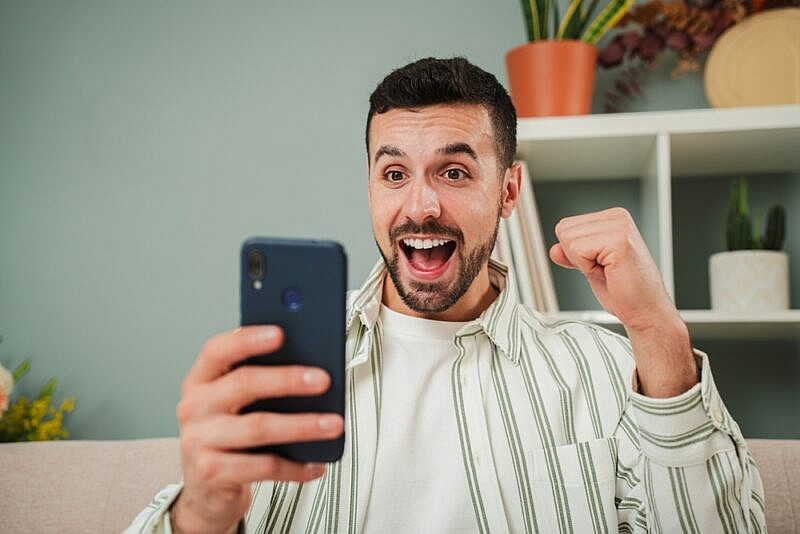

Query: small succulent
left=725, top=177, right=786, bottom=251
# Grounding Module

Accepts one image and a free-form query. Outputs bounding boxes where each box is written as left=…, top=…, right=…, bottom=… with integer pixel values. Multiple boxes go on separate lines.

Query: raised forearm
left=624, top=314, right=698, bottom=398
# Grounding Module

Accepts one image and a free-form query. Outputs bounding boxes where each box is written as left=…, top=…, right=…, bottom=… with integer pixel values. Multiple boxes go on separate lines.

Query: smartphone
left=238, top=237, right=347, bottom=463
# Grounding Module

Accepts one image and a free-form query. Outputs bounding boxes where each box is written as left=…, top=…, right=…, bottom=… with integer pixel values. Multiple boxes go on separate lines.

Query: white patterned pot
left=709, top=250, right=790, bottom=312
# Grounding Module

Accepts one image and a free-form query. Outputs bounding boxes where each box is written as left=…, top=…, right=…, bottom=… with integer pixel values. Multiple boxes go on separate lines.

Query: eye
left=443, top=168, right=468, bottom=181
left=384, top=170, right=405, bottom=183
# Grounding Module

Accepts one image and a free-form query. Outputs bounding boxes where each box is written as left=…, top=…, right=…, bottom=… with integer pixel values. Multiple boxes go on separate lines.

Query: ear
left=500, top=162, right=522, bottom=219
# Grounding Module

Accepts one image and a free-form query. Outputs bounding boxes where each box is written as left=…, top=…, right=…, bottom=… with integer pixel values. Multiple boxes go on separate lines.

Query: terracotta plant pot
left=505, top=40, right=598, bottom=117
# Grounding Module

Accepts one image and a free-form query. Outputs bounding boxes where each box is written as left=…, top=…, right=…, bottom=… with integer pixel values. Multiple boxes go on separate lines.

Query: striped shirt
left=127, top=259, right=766, bottom=533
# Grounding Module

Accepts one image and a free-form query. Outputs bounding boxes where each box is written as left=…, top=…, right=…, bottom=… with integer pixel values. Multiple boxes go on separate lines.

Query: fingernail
left=255, top=326, right=279, bottom=342
left=318, top=414, right=340, bottom=430
left=303, top=369, right=327, bottom=385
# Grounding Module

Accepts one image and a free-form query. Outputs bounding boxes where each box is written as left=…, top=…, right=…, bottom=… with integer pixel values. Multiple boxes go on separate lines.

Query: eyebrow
left=437, top=142, right=478, bottom=162
left=373, top=145, right=405, bottom=165
left=372, top=142, right=478, bottom=165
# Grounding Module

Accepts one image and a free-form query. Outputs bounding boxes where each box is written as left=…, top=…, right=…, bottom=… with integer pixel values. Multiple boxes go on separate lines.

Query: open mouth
left=399, top=237, right=457, bottom=275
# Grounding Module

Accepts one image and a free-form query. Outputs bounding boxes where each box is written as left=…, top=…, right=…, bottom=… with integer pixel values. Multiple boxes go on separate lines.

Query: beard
left=377, top=212, right=501, bottom=314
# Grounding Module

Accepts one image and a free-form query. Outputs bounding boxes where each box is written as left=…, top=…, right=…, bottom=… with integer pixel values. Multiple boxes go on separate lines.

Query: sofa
left=0, top=438, right=798, bottom=533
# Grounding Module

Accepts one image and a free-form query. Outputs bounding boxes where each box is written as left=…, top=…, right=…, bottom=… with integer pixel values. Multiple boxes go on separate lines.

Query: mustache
left=389, top=220, right=464, bottom=245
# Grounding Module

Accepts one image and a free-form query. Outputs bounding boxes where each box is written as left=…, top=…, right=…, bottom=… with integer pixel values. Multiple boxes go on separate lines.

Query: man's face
left=367, top=103, right=514, bottom=314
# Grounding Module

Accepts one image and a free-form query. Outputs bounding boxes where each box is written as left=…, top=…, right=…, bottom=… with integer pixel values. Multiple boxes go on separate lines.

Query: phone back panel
left=239, top=237, right=346, bottom=463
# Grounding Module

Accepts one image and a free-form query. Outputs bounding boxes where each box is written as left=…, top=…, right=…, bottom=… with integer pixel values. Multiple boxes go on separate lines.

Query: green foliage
left=724, top=178, right=786, bottom=252
left=763, top=205, right=786, bottom=251
left=518, top=0, right=632, bottom=42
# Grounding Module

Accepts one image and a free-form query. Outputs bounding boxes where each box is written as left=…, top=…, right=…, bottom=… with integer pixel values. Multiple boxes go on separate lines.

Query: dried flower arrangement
left=596, top=0, right=800, bottom=112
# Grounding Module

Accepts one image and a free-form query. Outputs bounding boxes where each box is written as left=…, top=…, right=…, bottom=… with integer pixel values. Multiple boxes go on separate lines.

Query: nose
left=404, top=176, right=441, bottom=223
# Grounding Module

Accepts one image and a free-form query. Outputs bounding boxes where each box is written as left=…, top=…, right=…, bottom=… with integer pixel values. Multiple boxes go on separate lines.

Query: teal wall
left=1, top=1, right=797, bottom=440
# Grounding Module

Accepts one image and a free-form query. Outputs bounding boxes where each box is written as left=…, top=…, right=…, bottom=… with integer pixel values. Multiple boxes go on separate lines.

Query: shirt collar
left=346, top=258, right=522, bottom=366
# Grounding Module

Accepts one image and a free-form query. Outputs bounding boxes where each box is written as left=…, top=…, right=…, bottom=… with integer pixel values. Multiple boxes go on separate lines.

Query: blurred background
left=1, top=0, right=792, bottom=441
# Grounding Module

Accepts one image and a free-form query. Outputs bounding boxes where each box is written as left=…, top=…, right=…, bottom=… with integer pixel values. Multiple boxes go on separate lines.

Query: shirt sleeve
left=124, top=481, right=260, bottom=533
left=123, top=482, right=183, bottom=534
left=613, top=348, right=767, bottom=533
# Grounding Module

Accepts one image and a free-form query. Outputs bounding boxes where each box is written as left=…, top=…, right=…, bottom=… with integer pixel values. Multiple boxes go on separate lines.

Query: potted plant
left=709, top=178, right=789, bottom=312
left=506, top=0, right=635, bottom=116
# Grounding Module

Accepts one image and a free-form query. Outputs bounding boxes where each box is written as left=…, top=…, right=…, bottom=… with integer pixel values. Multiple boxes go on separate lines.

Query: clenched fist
left=549, top=207, right=697, bottom=398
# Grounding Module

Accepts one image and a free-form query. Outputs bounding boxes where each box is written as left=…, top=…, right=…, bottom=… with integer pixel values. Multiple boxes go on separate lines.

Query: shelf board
left=517, top=135, right=656, bottom=181
left=517, top=105, right=800, bottom=182
left=671, top=127, right=800, bottom=177
left=542, top=309, right=800, bottom=339
left=517, top=104, right=800, bottom=140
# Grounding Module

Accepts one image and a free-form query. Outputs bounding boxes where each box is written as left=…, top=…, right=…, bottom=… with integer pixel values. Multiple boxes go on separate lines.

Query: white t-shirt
left=363, top=304, right=474, bottom=532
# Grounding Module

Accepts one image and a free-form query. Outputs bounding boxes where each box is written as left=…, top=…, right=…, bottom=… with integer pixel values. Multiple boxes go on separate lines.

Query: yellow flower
left=0, top=361, right=75, bottom=442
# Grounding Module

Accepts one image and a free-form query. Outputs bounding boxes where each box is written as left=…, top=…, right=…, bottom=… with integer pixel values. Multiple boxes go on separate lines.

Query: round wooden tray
left=705, top=8, right=800, bottom=108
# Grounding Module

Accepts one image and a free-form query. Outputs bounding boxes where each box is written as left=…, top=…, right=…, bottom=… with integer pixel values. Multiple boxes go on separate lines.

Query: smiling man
left=129, top=57, right=765, bottom=533
left=371, top=102, right=512, bottom=322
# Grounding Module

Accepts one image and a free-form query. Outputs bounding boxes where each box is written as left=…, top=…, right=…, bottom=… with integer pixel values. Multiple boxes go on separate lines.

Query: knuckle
left=201, top=334, right=222, bottom=357
left=181, top=426, right=203, bottom=452
left=180, top=376, right=194, bottom=398
left=613, top=206, right=630, bottom=220
left=232, top=332, right=251, bottom=356
left=624, top=232, right=637, bottom=250
left=176, top=398, right=194, bottom=424
left=229, top=367, right=253, bottom=391
left=245, top=414, right=268, bottom=441
left=260, top=454, right=279, bottom=476
left=195, top=453, right=219, bottom=483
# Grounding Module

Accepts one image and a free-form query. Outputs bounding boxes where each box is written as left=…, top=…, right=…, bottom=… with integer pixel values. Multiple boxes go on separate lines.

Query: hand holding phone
left=171, top=325, right=344, bottom=532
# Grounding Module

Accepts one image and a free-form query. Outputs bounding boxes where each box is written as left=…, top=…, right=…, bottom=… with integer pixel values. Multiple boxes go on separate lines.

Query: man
left=128, top=57, right=765, bottom=533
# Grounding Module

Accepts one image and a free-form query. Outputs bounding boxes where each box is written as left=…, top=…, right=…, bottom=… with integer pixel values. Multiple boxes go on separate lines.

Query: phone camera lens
left=281, top=287, right=303, bottom=311
left=247, top=249, right=265, bottom=280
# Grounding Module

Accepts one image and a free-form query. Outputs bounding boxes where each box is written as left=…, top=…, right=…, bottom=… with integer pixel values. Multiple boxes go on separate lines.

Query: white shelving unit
left=516, top=104, right=800, bottom=340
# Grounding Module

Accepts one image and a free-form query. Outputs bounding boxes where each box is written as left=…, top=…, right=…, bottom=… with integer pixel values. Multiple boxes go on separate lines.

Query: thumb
left=549, top=243, right=575, bottom=269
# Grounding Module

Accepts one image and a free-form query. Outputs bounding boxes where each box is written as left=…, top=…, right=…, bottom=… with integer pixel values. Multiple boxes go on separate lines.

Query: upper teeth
left=402, top=238, right=450, bottom=250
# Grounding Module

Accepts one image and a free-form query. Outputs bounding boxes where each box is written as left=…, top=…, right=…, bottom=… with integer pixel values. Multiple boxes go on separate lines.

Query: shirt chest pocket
left=525, top=437, right=618, bottom=533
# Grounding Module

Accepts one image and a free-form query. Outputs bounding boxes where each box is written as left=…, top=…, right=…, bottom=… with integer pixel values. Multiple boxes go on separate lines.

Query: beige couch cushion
left=0, top=438, right=181, bottom=533
left=747, top=439, right=800, bottom=533
left=0, top=437, right=798, bottom=533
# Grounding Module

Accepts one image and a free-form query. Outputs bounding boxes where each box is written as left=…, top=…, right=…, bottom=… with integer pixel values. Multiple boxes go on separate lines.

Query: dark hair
left=366, top=56, right=517, bottom=171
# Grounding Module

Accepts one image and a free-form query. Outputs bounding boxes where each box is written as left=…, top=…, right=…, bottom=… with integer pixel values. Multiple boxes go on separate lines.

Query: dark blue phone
left=238, top=237, right=346, bottom=463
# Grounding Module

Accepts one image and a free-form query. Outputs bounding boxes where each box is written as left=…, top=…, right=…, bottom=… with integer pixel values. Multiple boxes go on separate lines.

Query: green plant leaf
left=576, top=0, right=601, bottom=37
left=552, top=0, right=561, bottom=40
left=530, top=0, right=541, bottom=40
left=543, top=0, right=551, bottom=39
left=36, top=378, right=56, bottom=402
left=557, top=0, right=584, bottom=39
left=738, top=177, right=749, bottom=217
left=12, top=359, right=30, bottom=382
left=581, top=0, right=633, bottom=44
left=538, top=0, right=550, bottom=39
left=520, top=0, right=535, bottom=41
